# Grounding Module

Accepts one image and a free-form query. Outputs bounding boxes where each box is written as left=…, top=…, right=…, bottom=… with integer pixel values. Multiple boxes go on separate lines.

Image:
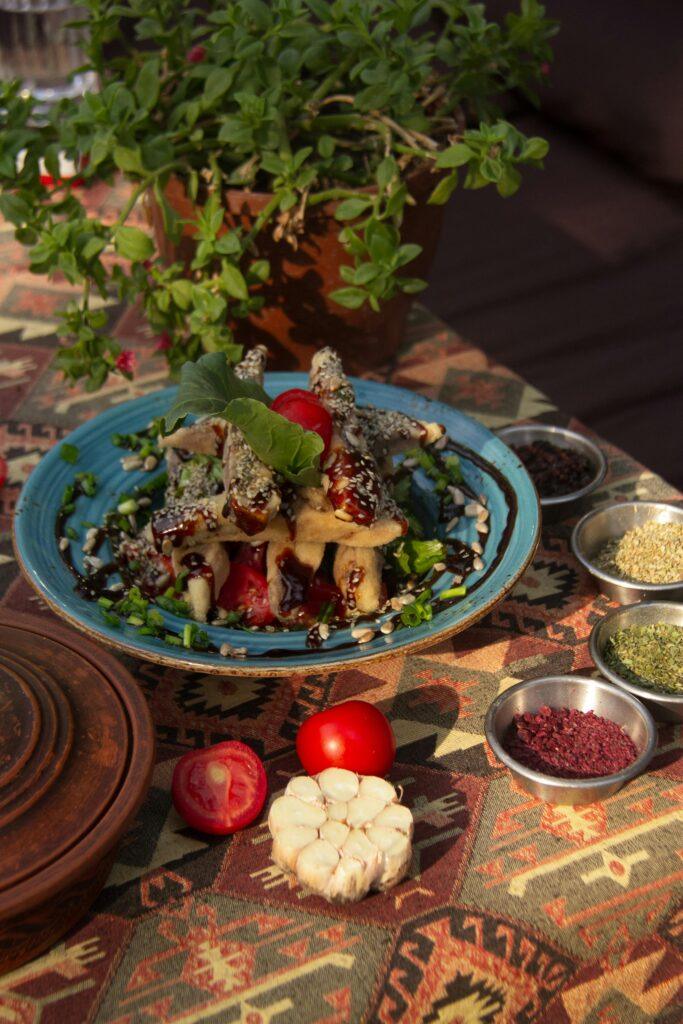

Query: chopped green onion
left=164, top=633, right=182, bottom=646
left=97, top=596, right=114, bottom=608
left=59, top=443, right=79, bottom=464
left=65, top=525, right=79, bottom=541
left=100, top=610, right=120, bottom=628
left=117, top=498, right=138, bottom=515
left=127, top=614, right=145, bottom=626
left=182, top=623, right=195, bottom=648
left=440, top=585, right=467, bottom=600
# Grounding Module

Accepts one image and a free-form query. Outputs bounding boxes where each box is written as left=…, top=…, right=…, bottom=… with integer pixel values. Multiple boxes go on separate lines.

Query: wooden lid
left=0, top=611, right=154, bottom=918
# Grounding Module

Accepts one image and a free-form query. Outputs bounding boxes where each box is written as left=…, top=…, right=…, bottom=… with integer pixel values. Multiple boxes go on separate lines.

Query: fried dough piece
left=295, top=496, right=406, bottom=548
left=310, top=348, right=383, bottom=526
left=171, top=540, right=230, bottom=622
left=267, top=539, right=325, bottom=622
left=152, top=490, right=405, bottom=551
left=223, top=346, right=280, bottom=535
left=333, top=546, right=384, bottom=615
left=151, top=497, right=290, bottom=550
left=159, top=418, right=226, bottom=456
left=356, top=407, right=444, bottom=460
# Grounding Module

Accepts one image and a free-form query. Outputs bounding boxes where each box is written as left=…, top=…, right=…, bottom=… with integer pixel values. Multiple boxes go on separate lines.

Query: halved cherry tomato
left=296, top=700, right=396, bottom=777
left=172, top=741, right=267, bottom=835
left=218, top=563, right=275, bottom=626
left=0, top=457, right=7, bottom=489
left=271, top=388, right=333, bottom=456
left=233, top=541, right=267, bottom=574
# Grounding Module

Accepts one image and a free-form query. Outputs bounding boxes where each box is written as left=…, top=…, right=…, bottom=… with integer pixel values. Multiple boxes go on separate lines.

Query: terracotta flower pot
left=148, top=165, right=445, bottom=373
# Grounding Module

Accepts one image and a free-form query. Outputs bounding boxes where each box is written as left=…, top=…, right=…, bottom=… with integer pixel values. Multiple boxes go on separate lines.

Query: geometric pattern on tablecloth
left=459, top=772, right=683, bottom=961
left=373, top=904, right=578, bottom=1024
left=0, top=187, right=681, bottom=1021
left=95, top=892, right=393, bottom=1024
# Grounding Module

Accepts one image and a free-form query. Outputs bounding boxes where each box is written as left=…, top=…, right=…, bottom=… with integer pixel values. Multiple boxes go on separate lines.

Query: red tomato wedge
left=172, top=741, right=267, bottom=835
left=271, top=388, right=333, bottom=456
left=218, top=563, right=275, bottom=626
left=296, top=700, right=396, bottom=777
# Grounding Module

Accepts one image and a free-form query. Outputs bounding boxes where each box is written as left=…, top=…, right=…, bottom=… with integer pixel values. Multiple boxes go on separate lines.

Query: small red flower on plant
left=187, top=45, right=207, bottom=63
left=156, top=331, right=172, bottom=351
left=116, top=350, right=137, bottom=376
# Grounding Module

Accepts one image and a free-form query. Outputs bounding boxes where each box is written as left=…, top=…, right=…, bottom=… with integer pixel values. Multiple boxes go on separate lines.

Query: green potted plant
left=0, top=0, right=556, bottom=389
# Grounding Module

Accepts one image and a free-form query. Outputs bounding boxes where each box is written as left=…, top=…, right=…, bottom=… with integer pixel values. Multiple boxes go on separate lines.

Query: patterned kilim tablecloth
left=0, top=188, right=681, bottom=1024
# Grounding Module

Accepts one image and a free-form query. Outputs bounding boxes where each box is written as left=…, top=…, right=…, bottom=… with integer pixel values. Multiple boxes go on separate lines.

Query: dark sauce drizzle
left=56, top=440, right=517, bottom=659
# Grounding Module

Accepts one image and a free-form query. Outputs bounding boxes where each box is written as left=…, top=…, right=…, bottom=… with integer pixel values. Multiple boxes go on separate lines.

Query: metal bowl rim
left=571, top=500, right=683, bottom=593
left=484, top=674, right=657, bottom=790
left=497, top=424, right=607, bottom=507
left=589, top=602, right=683, bottom=705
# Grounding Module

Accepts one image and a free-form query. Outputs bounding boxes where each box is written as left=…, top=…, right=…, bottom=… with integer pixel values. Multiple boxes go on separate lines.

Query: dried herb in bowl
left=604, top=623, right=683, bottom=695
left=502, top=705, right=638, bottom=778
left=595, top=521, right=683, bottom=585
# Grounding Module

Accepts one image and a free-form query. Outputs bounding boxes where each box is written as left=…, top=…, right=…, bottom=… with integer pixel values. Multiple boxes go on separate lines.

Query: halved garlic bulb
left=268, top=771, right=413, bottom=903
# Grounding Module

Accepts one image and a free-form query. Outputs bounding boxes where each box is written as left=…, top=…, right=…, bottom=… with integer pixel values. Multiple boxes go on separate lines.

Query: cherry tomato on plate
left=296, top=700, right=396, bottom=777
left=271, top=388, right=333, bottom=457
left=218, top=562, right=274, bottom=626
left=233, top=541, right=267, bottom=574
left=172, top=740, right=267, bottom=835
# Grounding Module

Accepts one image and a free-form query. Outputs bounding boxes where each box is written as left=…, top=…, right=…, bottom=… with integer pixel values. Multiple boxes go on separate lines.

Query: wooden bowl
left=0, top=611, right=155, bottom=973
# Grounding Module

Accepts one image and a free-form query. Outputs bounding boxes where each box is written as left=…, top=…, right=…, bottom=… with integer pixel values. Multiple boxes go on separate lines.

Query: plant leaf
left=113, top=225, right=154, bottom=262
left=223, top=397, right=323, bottom=486
left=435, top=144, right=472, bottom=169
left=163, top=351, right=270, bottom=432
left=329, top=286, right=367, bottom=309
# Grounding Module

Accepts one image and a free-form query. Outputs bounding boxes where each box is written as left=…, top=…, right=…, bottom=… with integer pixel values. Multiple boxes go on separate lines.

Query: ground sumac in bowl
left=502, top=705, right=638, bottom=779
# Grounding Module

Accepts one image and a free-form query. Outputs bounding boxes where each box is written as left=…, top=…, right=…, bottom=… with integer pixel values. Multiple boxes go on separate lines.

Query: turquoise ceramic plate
left=14, top=375, right=539, bottom=675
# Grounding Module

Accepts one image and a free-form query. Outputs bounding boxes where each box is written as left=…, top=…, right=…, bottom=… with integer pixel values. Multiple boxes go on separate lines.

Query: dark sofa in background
left=424, top=0, right=683, bottom=487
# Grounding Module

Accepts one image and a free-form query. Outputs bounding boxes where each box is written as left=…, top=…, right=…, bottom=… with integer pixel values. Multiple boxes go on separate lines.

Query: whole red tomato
left=172, top=740, right=267, bottom=835
left=296, top=700, right=396, bottom=777
left=271, top=388, right=333, bottom=456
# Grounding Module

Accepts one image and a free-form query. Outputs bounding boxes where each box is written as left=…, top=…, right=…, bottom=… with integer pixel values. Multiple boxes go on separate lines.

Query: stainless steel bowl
left=590, top=602, right=683, bottom=722
left=571, top=501, right=683, bottom=604
left=484, top=675, right=656, bottom=804
left=497, top=424, right=607, bottom=522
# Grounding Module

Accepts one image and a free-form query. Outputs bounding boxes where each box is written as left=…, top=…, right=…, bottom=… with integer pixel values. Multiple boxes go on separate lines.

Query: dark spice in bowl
left=512, top=440, right=594, bottom=498
left=502, top=705, right=638, bottom=779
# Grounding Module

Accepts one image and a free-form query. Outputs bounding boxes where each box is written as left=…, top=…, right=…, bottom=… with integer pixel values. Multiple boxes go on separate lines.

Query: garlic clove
left=320, top=819, right=350, bottom=847
left=346, top=795, right=386, bottom=829
left=327, top=801, right=348, bottom=821
left=317, top=767, right=360, bottom=802
left=268, top=795, right=327, bottom=832
left=373, top=802, right=414, bottom=837
left=296, top=838, right=340, bottom=893
left=272, top=825, right=318, bottom=873
left=342, top=828, right=382, bottom=890
left=366, top=825, right=412, bottom=890
left=286, top=775, right=324, bottom=805
left=358, top=775, right=397, bottom=804
left=327, top=855, right=368, bottom=903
